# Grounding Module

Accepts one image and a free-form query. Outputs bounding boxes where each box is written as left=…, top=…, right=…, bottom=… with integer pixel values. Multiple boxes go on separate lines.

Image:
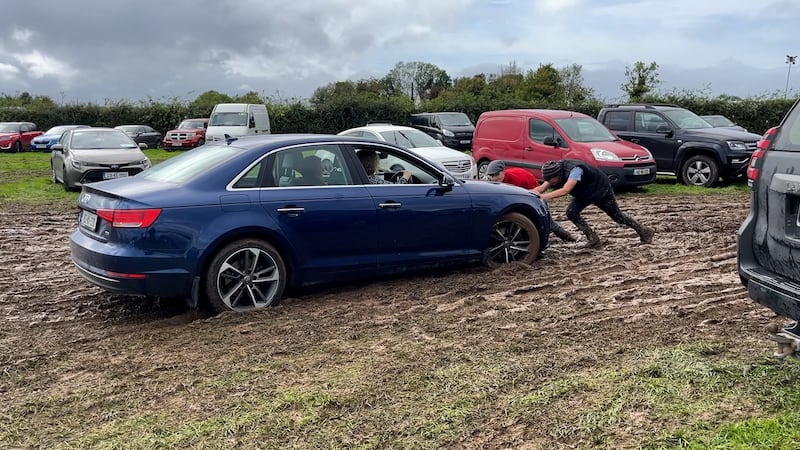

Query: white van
left=206, top=103, right=270, bottom=142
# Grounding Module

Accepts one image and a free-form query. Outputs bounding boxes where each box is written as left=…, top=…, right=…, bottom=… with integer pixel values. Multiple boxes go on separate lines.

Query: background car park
left=162, top=118, right=209, bottom=151
left=114, top=125, right=163, bottom=149
left=338, top=124, right=477, bottom=179
left=50, top=127, right=151, bottom=191
left=0, top=121, right=42, bottom=153
left=30, top=125, right=90, bottom=151
left=69, top=134, right=550, bottom=314
left=701, top=114, right=748, bottom=132
left=409, top=112, right=475, bottom=151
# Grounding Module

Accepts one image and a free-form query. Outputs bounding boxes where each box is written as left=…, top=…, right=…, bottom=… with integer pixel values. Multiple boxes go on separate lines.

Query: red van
left=472, top=109, right=656, bottom=188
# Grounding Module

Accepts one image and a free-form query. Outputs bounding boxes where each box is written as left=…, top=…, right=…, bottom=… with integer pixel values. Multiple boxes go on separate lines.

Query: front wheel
left=205, top=239, right=286, bottom=313
left=681, top=155, right=719, bottom=187
left=485, top=212, right=540, bottom=268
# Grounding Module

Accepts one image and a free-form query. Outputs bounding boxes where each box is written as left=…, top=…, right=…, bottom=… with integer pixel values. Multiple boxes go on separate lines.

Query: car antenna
left=224, top=134, right=238, bottom=145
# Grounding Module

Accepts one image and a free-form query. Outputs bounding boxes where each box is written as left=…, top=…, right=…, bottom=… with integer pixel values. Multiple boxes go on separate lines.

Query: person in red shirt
left=485, top=160, right=576, bottom=242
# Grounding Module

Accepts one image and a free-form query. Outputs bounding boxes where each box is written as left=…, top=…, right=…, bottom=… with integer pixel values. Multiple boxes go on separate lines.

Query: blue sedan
left=70, top=134, right=551, bottom=313
left=31, top=125, right=90, bottom=151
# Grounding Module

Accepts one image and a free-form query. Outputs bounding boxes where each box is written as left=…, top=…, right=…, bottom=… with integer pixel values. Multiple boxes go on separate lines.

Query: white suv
left=338, top=124, right=476, bottom=180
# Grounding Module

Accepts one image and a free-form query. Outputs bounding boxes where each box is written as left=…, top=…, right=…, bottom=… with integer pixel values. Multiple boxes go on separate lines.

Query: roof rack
left=604, top=103, right=680, bottom=109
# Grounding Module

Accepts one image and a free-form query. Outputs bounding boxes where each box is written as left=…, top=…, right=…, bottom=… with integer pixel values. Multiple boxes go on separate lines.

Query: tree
left=190, top=90, right=234, bottom=113
left=622, top=61, right=660, bottom=101
left=520, top=64, right=562, bottom=103
left=384, top=61, right=451, bottom=103
left=559, top=64, right=594, bottom=107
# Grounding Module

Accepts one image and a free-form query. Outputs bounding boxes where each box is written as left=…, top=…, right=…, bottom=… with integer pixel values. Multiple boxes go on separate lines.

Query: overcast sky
left=1, top=0, right=798, bottom=104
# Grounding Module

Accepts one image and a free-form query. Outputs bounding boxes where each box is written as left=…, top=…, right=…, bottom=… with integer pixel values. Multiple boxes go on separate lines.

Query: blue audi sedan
left=70, top=134, right=551, bottom=313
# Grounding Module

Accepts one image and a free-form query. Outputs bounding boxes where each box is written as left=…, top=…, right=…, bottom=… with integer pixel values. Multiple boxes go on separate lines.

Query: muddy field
left=0, top=193, right=786, bottom=448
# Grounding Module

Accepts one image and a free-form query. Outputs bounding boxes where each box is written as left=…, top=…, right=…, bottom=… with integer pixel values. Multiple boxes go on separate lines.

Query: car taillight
left=96, top=208, right=161, bottom=228
left=747, top=126, right=778, bottom=183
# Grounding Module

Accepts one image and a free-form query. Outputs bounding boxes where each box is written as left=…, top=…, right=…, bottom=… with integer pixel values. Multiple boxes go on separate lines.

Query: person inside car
left=485, top=160, right=576, bottom=243
left=538, top=159, right=654, bottom=248
left=357, top=150, right=412, bottom=184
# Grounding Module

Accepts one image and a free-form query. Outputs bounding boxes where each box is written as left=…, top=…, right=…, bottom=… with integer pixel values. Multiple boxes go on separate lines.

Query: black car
left=737, top=99, right=800, bottom=358
left=597, top=104, right=762, bottom=187
left=410, top=112, right=475, bottom=151
left=114, top=125, right=162, bottom=149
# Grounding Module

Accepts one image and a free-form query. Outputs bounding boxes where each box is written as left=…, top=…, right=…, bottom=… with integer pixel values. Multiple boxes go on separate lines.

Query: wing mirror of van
left=543, top=136, right=558, bottom=147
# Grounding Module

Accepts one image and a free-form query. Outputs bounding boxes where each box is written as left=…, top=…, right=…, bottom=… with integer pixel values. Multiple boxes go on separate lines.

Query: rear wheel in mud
left=205, top=239, right=286, bottom=313
left=485, top=212, right=540, bottom=268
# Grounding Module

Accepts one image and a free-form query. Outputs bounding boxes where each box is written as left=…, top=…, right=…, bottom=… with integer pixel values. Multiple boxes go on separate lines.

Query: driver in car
left=357, top=150, right=412, bottom=184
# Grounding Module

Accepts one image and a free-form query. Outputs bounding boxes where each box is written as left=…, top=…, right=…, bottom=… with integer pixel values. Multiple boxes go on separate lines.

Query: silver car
left=50, top=128, right=151, bottom=191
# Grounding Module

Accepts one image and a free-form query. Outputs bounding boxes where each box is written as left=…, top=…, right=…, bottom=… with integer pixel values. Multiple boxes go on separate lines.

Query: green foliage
left=622, top=61, right=661, bottom=101
left=384, top=61, right=452, bottom=102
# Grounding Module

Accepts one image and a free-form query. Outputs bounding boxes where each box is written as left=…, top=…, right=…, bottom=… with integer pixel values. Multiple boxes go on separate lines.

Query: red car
left=162, top=118, right=209, bottom=151
left=472, top=109, right=656, bottom=188
left=0, top=122, right=43, bottom=153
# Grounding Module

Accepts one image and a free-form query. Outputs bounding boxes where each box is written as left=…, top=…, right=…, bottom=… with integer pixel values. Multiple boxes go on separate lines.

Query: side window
left=233, top=160, right=267, bottom=189
left=354, top=144, right=438, bottom=185
left=341, top=130, right=363, bottom=138
left=529, top=118, right=556, bottom=143
left=266, top=145, right=353, bottom=188
left=634, top=112, right=668, bottom=133
left=603, top=111, right=631, bottom=131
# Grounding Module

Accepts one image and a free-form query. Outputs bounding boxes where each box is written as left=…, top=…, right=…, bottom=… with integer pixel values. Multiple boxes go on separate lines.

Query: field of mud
left=0, top=193, right=786, bottom=448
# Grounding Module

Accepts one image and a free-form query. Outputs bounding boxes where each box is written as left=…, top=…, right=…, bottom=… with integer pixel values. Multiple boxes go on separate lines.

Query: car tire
left=477, top=159, right=491, bottom=180
left=485, top=212, right=540, bottom=269
left=205, top=239, right=286, bottom=313
left=12, top=141, right=22, bottom=153
left=681, top=155, right=719, bottom=188
left=197, top=138, right=205, bottom=147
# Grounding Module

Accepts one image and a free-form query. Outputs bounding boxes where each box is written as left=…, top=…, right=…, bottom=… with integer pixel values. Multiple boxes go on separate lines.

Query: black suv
left=738, top=99, right=800, bottom=358
left=597, top=104, right=762, bottom=187
left=409, top=112, right=475, bottom=151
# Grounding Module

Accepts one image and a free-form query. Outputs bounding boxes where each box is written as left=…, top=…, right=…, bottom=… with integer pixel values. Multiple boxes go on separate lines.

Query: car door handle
left=525, top=146, right=533, bottom=151
left=276, top=207, right=305, bottom=215
left=378, top=202, right=402, bottom=209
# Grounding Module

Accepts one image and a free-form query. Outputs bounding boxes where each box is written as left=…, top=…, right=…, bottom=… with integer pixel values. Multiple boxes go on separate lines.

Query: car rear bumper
left=70, top=230, right=194, bottom=299
left=739, top=266, right=800, bottom=320
left=600, top=164, right=657, bottom=188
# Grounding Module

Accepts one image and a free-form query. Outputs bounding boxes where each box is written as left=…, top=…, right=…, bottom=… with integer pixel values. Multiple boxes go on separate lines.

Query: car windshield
left=379, top=129, right=440, bottom=148
left=209, top=112, right=247, bottom=126
left=71, top=130, right=138, bottom=149
left=142, top=144, right=241, bottom=184
left=178, top=120, right=206, bottom=129
left=703, top=116, right=734, bottom=127
left=437, top=113, right=472, bottom=126
left=554, top=118, right=617, bottom=142
left=115, top=126, right=140, bottom=133
left=0, top=124, right=19, bottom=132
left=663, top=109, right=713, bottom=129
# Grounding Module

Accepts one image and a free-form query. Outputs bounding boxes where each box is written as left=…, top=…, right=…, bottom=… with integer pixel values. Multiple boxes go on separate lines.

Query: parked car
left=409, top=112, right=475, bottom=151
left=338, top=124, right=477, bottom=179
left=700, top=114, right=748, bottom=133
left=0, top=121, right=43, bottom=153
left=114, top=125, right=162, bottom=149
left=50, top=127, right=151, bottom=191
left=597, top=104, right=762, bottom=187
left=472, top=109, right=656, bottom=188
left=738, top=99, right=800, bottom=358
left=69, top=134, right=550, bottom=313
left=30, top=125, right=90, bottom=151
left=162, top=118, right=209, bottom=151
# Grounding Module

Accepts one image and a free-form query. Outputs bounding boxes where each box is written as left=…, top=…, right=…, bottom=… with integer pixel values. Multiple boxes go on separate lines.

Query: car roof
left=480, top=109, right=591, bottom=119
left=339, top=124, right=419, bottom=133
left=601, top=103, right=682, bottom=111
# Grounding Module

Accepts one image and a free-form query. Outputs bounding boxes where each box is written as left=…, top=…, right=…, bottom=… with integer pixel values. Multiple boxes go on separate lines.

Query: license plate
left=35, top=144, right=47, bottom=149
left=633, top=168, right=650, bottom=175
left=460, top=140, right=470, bottom=144
left=103, top=172, right=129, bottom=179
left=79, top=210, right=98, bottom=231
left=172, top=142, right=182, bottom=146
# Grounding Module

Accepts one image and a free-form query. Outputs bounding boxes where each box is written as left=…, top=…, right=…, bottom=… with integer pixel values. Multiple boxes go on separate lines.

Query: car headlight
left=727, top=141, right=747, bottom=151
left=71, top=160, right=88, bottom=169
left=442, top=129, right=455, bottom=137
left=186, top=132, right=195, bottom=138
left=141, top=158, right=151, bottom=168
left=590, top=148, right=621, bottom=161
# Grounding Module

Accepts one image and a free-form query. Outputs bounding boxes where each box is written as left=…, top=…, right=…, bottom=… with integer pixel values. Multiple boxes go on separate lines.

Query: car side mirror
left=438, top=173, right=455, bottom=192
left=542, top=136, right=558, bottom=147
left=138, top=143, right=147, bottom=149
left=655, top=125, right=673, bottom=135
left=51, top=144, right=63, bottom=152
left=249, top=118, right=256, bottom=128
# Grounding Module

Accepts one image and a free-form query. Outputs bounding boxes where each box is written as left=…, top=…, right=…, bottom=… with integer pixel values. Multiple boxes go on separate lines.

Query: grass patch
left=619, top=175, right=750, bottom=196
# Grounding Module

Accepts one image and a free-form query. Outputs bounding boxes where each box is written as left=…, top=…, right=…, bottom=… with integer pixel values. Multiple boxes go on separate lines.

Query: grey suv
left=738, top=98, right=800, bottom=358
left=597, top=104, right=762, bottom=187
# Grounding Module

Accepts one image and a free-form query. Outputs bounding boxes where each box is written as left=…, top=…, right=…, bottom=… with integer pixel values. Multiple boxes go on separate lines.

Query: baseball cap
left=486, top=160, right=505, bottom=176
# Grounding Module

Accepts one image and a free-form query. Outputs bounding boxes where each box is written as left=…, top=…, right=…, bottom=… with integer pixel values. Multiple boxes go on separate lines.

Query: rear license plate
left=103, top=172, right=129, bottom=179
left=633, top=168, right=650, bottom=175
left=80, top=210, right=98, bottom=231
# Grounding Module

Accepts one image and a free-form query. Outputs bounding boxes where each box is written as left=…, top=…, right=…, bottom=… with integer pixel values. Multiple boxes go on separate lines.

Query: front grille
left=168, top=132, right=196, bottom=140
left=79, top=167, right=144, bottom=183
left=620, top=156, right=652, bottom=162
left=442, top=160, right=473, bottom=174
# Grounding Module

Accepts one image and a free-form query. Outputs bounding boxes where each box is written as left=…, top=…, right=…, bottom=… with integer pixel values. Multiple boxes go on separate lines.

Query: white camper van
left=206, top=103, right=270, bottom=142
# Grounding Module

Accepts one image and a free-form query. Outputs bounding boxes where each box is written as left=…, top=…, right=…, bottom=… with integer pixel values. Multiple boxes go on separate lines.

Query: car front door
left=347, top=143, right=477, bottom=271
left=524, top=117, right=568, bottom=179
left=257, top=144, right=380, bottom=284
left=630, top=112, right=680, bottom=172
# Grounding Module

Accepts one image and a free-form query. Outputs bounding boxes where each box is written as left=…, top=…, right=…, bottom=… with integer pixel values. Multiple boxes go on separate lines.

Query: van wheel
left=681, top=155, right=719, bottom=187
left=477, top=160, right=491, bottom=180
left=485, top=212, right=540, bottom=268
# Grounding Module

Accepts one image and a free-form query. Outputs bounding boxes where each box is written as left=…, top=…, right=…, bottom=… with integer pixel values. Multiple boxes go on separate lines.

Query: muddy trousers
left=565, top=192, right=651, bottom=242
